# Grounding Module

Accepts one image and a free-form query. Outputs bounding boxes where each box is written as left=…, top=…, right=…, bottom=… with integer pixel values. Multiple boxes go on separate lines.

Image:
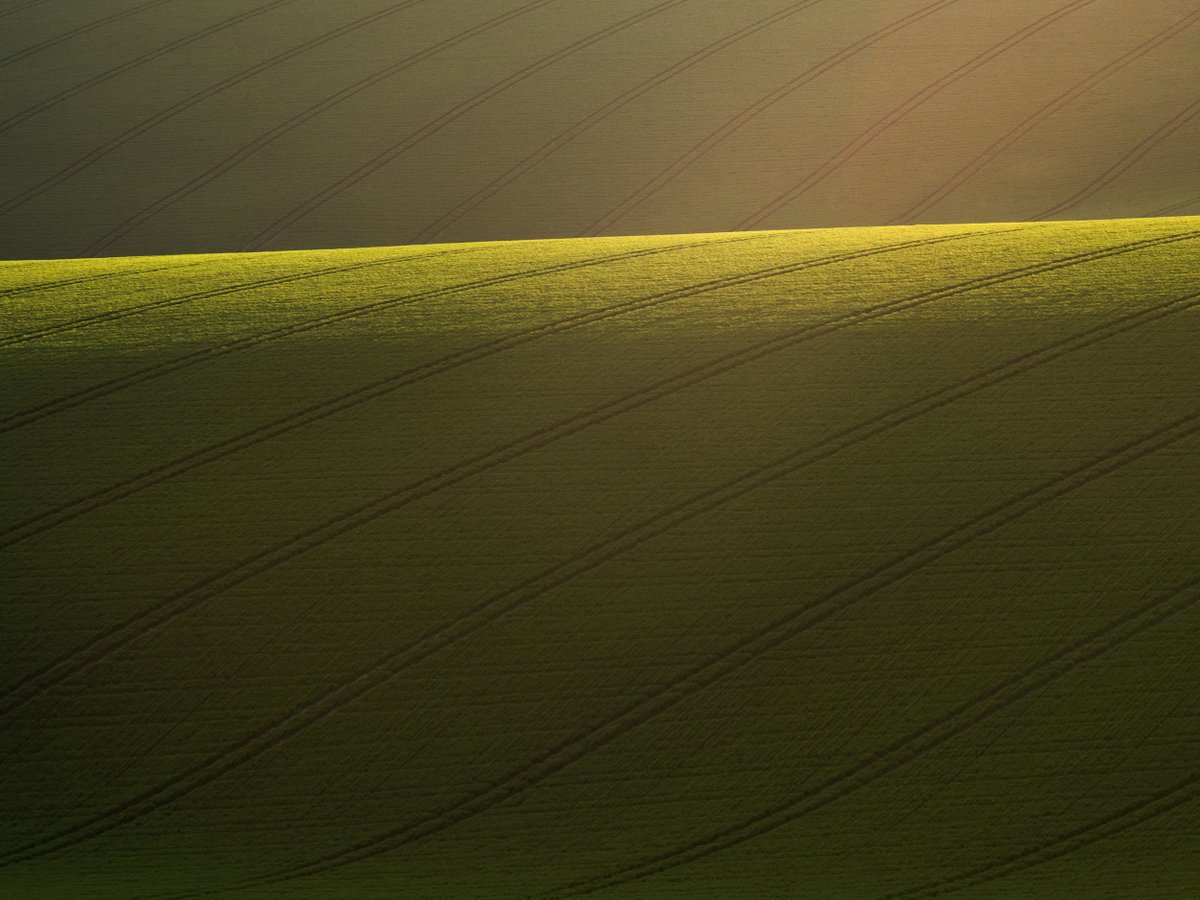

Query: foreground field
left=2, top=216, right=1200, bottom=896
left=1, top=0, right=1199, bottom=257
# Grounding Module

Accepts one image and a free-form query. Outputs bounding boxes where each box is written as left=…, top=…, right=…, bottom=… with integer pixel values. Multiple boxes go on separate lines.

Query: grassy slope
left=0, top=0, right=1198, bottom=258
left=1, top=216, right=1200, bottom=897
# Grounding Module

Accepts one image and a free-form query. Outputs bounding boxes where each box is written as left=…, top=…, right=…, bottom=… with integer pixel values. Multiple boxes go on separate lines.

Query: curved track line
left=0, top=1, right=428, bottom=217
left=551, top=538, right=1200, bottom=894
left=0, top=228, right=1004, bottom=718
left=737, top=0, right=1098, bottom=230
left=0, top=0, right=53, bottom=20
left=208, top=286, right=1200, bottom=897
left=0, top=259, right=210, bottom=302
left=0, top=0, right=301, bottom=136
left=1149, top=196, right=1200, bottom=216
left=580, top=0, right=964, bottom=238
left=410, top=0, right=828, bottom=244
left=0, top=0, right=177, bottom=70
left=0, top=232, right=762, bottom=490
left=1034, top=95, right=1200, bottom=220
left=890, top=8, right=1200, bottom=224
left=80, top=0, right=560, bottom=257
left=242, top=0, right=693, bottom=251
left=0, top=247, right=468, bottom=351
left=887, top=772, right=1200, bottom=897
left=7, top=227, right=1191, bottom=873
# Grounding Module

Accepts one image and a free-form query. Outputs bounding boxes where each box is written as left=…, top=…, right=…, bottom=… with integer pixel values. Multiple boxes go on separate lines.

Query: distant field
left=0, top=0, right=1198, bottom=257
left=1, top=216, right=1199, bottom=896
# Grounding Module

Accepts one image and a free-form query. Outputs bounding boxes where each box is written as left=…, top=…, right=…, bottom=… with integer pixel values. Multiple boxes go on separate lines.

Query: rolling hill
left=0, top=0, right=1199, bottom=258
left=2, top=214, right=1199, bottom=896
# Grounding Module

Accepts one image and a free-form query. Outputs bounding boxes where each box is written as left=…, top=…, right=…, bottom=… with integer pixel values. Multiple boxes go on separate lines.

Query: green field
left=1, top=0, right=1198, bottom=258
left=2, top=215, right=1199, bottom=896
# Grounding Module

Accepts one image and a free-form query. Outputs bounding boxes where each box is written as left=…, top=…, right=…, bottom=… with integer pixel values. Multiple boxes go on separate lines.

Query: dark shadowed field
left=1, top=216, right=1198, bottom=896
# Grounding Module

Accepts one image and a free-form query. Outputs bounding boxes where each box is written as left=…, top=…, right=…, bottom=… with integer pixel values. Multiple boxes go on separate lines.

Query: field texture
left=1, top=0, right=1199, bottom=257
left=1, top=215, right=1199, bottom=896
